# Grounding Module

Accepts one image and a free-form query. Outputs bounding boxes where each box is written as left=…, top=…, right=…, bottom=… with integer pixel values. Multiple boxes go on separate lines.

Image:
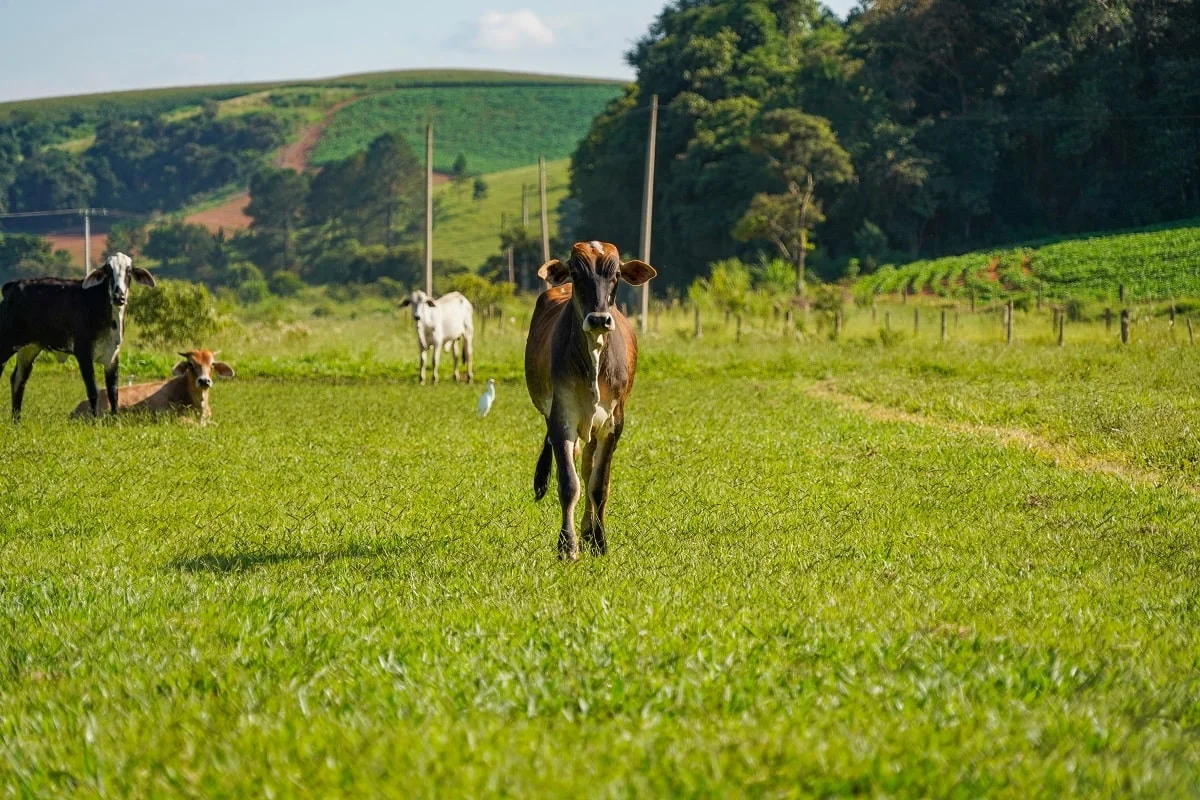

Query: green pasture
left=434, top=159, right=570, bottom=268
left=1, top=296, right=1198, bottom=795
left=310, top=85, right=624, bottom=173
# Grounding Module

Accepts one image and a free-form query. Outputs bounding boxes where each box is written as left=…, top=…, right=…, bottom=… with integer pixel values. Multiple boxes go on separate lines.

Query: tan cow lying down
left=71, top=349, right=233, bottom=423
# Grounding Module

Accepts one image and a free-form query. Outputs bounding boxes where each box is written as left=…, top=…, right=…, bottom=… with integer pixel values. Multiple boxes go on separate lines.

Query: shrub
left=127, top=279, right=219, bottom=346
left=268, top=270, right=305, bottom=297
left=373, top=276, right=407, bottom=300
left=225, top=261, right=264, bottom=288
left=238, top=279, right=270, bottom=305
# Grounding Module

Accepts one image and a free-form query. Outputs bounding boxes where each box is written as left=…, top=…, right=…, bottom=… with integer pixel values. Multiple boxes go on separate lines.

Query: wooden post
left=885, top=311, right=891, bottom=331
left=1120, top=309, right=1130, bottom=344
left=833, top=312, right=841, bottom=340
left=1188, top=317, right=1195, bottom=346
left=638, top=94, right=658, bottom=335
left=1052, top=306, right=1059, bottom=332
left=871, top=305, right=876, bottom=324
left=1005, top=300, right=1014, bottom=345
left=693, top=304, right=702, bottom=339
left=736, top=314, right=743, bottom=342
left=1118, top=284, right=1126, bottom=303
left=784, top=308, right=793, bottom=337
left=913, top=308, right=919, bottom=334
left=538, top=156, right=550, bottom=282
left=940, top=309, right=947, bottom=343
left=1057, top=313, right=1065, bottom=347
left=424, top=123, right=433, bottom=295
left=1105, top=307, right=1112, bottom=333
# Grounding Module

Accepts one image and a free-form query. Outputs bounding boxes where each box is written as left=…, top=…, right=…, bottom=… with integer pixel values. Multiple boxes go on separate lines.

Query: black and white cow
left=0, top=253, right=155, bottom=420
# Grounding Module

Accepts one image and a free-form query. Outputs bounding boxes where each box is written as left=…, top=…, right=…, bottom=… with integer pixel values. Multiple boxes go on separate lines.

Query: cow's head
left=538, top=241, right=656, bottom=336
left=398, top=290, right=437, bottom=323
left=173, top=349, right=234, bottom=396
left=82, top=252, right=155, bottom=307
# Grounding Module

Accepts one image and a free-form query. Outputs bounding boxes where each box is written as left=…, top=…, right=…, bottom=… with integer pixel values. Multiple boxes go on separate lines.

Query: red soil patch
left=980, top=256, right=1001, bottom=283
left=44, top=231, right=108, bottom=268
left=275, top=97, right=358, bottom=173
left=1020, top=253, right=1033, bottom=276
left=185, top=192, right=251, bottom=233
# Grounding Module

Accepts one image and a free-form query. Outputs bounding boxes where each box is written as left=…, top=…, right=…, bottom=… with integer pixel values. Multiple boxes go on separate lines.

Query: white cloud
left=469, top=9, right=556, bottom=52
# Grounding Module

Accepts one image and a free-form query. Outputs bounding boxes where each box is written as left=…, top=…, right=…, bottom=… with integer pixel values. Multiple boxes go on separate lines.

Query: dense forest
left=0, top=105, right=286, bottom=222
left=571, top=0, right=1200, bottom=288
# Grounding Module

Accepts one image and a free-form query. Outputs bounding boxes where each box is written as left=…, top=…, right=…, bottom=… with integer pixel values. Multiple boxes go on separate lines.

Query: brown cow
left=525, top=241, right=656, bottom=559
left=71, top=349, right=234, bottom=423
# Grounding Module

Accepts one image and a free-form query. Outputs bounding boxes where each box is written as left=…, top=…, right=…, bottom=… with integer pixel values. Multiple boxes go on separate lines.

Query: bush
left=225, top=261, right=264, bottom=288
left=373, top=276, right=407, bottom=300
left=1064, top=297, right=1086, bottom=322
left=268, top=270, right=305, bottom=297
left=127, top=279, right=219, bottom=346
left=238, top=279, right=270, bottom=305
left=443, top=273, right=513, bottom=308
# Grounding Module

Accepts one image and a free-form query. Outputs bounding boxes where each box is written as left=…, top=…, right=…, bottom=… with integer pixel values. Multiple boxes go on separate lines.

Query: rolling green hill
left=434, top=159, right=571, bottom=268
left=311, top=84, right=624, bottom=174
left=856, top=220, right=1200, bottom=303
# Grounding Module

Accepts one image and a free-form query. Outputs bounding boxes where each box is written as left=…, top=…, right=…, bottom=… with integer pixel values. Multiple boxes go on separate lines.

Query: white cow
left=400, top=290, right=475, bottom=384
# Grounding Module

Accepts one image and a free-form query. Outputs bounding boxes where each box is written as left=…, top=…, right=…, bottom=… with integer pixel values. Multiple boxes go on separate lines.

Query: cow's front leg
left=431, top=340, right=442, bottom=385
left=418, top=345, right=428, bottom=385
left=75, top=344, right=100, bottom=418
left=104, top=356, right=120, bottom=416
left=582, top=418, right=624, bottom=556
left=550, top=411, right=580, bottom=561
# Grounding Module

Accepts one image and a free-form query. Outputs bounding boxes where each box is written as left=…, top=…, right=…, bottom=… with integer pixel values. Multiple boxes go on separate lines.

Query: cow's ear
left=538, top=259, right=570, bottom=285
left=214, top=362, right=235, bottom=378
left=82, top=269, right=107, bottom=289
left=620, top=259, right=657, bottom=286
left=172, top=361, right=190, bottom=377
left=131, top=267, right=156, bottom=287
left=398, top=299, right=411, bottom=308
left=425, top=298, right=437, bottom=307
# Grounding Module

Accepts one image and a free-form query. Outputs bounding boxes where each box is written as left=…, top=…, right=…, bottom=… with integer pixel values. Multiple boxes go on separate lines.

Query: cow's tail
left=533, top=435, right=553, bottom=501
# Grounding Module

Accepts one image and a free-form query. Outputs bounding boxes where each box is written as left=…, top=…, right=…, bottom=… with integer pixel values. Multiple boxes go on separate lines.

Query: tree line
left=571, top=0, right=1200, bottom=290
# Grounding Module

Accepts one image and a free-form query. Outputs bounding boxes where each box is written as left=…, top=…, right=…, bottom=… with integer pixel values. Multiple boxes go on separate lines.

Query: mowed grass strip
left=1, top=361, right=1198, bottom=795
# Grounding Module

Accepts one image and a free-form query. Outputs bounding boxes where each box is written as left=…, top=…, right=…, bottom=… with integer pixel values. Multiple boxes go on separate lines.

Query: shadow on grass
left=169, top=542, right=390, bottom=574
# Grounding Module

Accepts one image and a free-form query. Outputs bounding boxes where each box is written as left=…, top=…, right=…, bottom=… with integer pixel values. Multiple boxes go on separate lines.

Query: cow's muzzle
left=197, top=377, right=213, bottom=389
left=584, top=312, right=615, bottom=332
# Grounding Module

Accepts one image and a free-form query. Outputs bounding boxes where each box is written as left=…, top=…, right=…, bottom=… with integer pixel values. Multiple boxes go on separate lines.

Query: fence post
left=1006, top=300, right=1014, bottom=345
left=1105, top=307, right=1112, bottom=333
left=833, top=312, right=841, bottom=340
left=784, top=308, right=792, bottom=338
left=940, top=309, right=947, bottom=343
left=693, top=304, right=703, bottom=339
left=1120, top=309, right=1130, bottom=345
left=913, top=308, right=919, bottom=334
left=1057, top=312, right=1065, bottom=347
left=1188, top=317, right=1195, bottom=346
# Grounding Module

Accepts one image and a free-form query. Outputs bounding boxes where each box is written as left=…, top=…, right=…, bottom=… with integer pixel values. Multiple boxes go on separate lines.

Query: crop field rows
left=1, top=299, right=1198, bottom=795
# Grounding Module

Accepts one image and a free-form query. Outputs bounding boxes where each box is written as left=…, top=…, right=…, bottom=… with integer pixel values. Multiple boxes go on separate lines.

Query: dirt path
left=807, top=380, right=1199, bottom=495
left=185, top=96, right=360, bottom=233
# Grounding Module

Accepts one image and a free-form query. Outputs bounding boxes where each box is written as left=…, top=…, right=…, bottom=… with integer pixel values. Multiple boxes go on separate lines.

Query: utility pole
left=83, top=208, right=92, bottom=272
left=502, top=212, right=514, bottom=285
left=538, top=155, right=550, bottom=280
left=521, top=184, right=528, bottom=226
left=424, top=122, right=433, bottom=296
left=638, top=94, right=659, bottom=334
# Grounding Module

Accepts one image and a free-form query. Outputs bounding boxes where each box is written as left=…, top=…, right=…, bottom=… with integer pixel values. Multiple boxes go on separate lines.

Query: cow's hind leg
left=10, top=345, right=40, bottom=423
left=549, top=412, right=580, bottom=560
left=450, top=338, right=461, bottom=382
left=463, top=332, right=474, bottom=384
left=582, top=418, right=624, bottom=556
left=431, top=340, right=442, bottom=385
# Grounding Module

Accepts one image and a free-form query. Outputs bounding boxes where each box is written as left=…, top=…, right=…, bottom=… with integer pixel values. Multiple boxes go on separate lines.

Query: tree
left=733, top=110, right=852, bottom=294
left=473, top=176, right=489, bottom=202
left=105, top=221, right=148, bottom=259
left=362, top=133, right=421, bottom=247
left=245, top=167, right=309, bottom=271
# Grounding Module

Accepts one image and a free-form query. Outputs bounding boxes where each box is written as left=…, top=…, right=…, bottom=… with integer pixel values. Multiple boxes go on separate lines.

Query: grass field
left=2, top=293, right=1199, bottom=794
left=434, top=159, right=570, bottom=267
left=311, top=85, right=623, bottom=173
left=859, top=219, right=1200, bottom=303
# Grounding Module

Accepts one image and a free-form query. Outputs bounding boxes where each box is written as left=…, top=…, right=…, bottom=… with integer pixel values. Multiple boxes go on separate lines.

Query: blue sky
left=0, top=1, right=858, bottom=103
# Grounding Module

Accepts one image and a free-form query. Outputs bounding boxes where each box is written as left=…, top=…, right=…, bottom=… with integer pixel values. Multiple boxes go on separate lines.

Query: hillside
left=434, top=159, right=571, bottom=268
left=311, top=85, right=623, bottom=174
left=855, top=220, right=1200, bottom=303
